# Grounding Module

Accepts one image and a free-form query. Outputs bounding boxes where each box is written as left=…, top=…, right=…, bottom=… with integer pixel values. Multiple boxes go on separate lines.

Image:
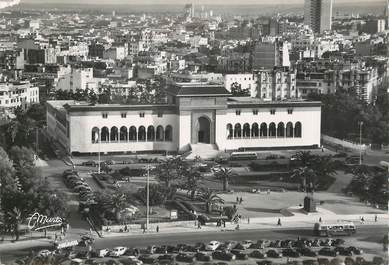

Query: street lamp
left=358, top=121, right=363, bottom=165
left=144, top=164, right=151, bottom=232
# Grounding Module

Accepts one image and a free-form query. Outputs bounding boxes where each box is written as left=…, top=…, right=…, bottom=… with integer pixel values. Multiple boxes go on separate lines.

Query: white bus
left=314, top=221, right=356, bottom=236
left=230, top=152, right=258, bottom=161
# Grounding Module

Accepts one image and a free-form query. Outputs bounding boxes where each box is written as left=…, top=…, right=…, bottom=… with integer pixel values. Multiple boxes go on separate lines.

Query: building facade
left=47, top=84, right=321, bottom=155
left=304, top=0, right=333, bottom=33
left=0, top=81, right=39, bottom=110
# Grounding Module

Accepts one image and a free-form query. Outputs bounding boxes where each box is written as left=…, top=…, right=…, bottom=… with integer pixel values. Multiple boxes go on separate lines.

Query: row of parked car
left=90, top=238, right=366, bottom=263
left=63, top=170, right=95, bottom=203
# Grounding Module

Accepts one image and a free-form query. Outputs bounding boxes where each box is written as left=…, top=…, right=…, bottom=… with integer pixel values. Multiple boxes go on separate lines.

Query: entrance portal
left=198, top=116, right=211, bottom=144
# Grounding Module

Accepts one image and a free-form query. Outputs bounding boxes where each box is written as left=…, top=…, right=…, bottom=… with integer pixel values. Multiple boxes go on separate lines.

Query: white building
left=46, top=84, right=321, bottom=155
left=55, top=67, right=100, bottom=92
left=224, top=74, right=256, bottom=96
left=0, top=81, right=39, bottom=110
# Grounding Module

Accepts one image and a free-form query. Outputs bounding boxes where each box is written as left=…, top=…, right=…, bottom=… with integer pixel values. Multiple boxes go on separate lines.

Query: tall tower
left=304, top=0, right=333, bottom=33
left=386, top=0, right=389, bottom=29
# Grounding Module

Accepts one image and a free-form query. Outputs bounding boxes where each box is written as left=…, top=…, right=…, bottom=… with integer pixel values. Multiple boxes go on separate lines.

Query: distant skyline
left=20, top=0, right=385, bottom=5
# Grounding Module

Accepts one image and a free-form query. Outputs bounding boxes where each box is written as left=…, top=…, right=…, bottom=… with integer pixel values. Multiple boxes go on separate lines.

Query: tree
left=293, top=151, right=317, bottom=167
left=182, top=166, right=202, bottom=200
left=291, top=166, right=317, bottom=193
left=214, top=167, right=234, bottom=192
left=137, top=184, right=175, bottom=206
left=154, top=157, right=187, bottom=188
left=198, top=189, right=224, bottom=214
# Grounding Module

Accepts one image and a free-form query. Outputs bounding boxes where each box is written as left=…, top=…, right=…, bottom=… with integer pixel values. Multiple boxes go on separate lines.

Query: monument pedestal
left=303, top=196, right=316, bottom=212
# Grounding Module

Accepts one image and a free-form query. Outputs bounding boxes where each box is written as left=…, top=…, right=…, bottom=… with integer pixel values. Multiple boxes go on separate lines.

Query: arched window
left=156, top=125, right=164, bottom=141
left=269, top=122, right=276, bottom=137
left=120, top=126, right=128, bottom=142
left=129, top=126, right=137, bottom=141
left=101, top=127, right=109, bottom=142
left=138, top=126, right=146, bottom=141
left=110, top=126, right=118, bottom=142
left=251, top=123, right=259, bottom=137
left=165, top=125, right=173, bottom=141
left=277, top=122, right=285, bottom=137
left=294, top=122, right=302, bottom=138
left=226, top=124, right=233, bottom=139
left=147, top=126, right=155, bottom=141
left=234, top=124, right=242, bottom=138
left=91, top=127, right=99, bottom=143
left=243, top=123, right=250, bottom=138
left=286, top=122, right=293, bottom=138
left=260, top=123, right=267, bottom=137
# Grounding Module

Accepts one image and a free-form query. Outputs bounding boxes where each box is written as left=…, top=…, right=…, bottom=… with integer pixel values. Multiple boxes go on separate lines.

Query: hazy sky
left=21, top=0, right=385, bottom=5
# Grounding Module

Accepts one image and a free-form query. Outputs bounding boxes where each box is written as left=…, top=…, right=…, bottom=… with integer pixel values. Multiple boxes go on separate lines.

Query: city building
left=0, top=81, right=39, bottom=110
left=46, top=84, right=321, bottom=155
left=251, top=40, right=290, bottom=70
left=304, top=0, right=333, bottom=33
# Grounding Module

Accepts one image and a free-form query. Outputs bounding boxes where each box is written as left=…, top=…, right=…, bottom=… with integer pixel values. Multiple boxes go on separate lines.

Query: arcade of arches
left=91, top=125, right=173, bottom=143
left=226, top=122, right=302, bottom=139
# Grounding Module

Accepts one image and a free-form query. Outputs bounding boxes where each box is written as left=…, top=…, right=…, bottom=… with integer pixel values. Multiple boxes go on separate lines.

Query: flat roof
left=227, top=97, right=322, bottom=108
left=168, top=83, right=231, bottom=97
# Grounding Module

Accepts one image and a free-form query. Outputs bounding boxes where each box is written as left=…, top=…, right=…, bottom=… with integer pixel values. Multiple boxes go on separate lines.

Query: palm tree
left=291, top=166, right=317, bottom=193
left=214, top=167, right=234, bottom=192
left=110, top=193, right=128, bottom=223
left=293, top=151, right=317, bottom=167
left=198, top=189, right=224, bottom=214
left=183, top=167, right=202, bottom=200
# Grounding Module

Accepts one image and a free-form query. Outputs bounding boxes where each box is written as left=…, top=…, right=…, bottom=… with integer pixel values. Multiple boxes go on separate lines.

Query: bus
left=314, top=221, right=356, bottom=236
left=230, top=152, right=258, bottom=161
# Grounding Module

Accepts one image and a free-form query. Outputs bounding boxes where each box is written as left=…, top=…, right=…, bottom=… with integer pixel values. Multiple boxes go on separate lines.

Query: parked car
left=155, top=246, right=168, bottom=254
left=249, top=250, right=267, bottom=259
left=347, top=246, right=363, bottom=255
left=82, top=160, right=97, bottom=167
left=125, top=256, right=143, bottom=265
left=282, top=248, right=300, bottom=257
left=157, top=254, right=175, bottom=262
left=297, top=248, right=317, bottom=257
left=105, top=160, right=116, bottom=165
left=230, top=249, right=249, bottom=260
left=335, top=247, right=353, bottom=256
left=318, top=247, right=339, bottom=257
left=146, top=245, right=157, bottom=254
left=37, top=249, right=52, bottom=258
left=205, top=241, right=221, bottom=251
left=109, top=246, right=127, bottom=257
left=266, top=250, right=282, bottom=258
left=233, top=243, right=246, bottom=250
left=175, top=253, right=196, bottom=263
left=63, top=170, right=78, bottom=177
left=138, top=255, right=157, bottom=264
left=95, top=248, right=109, bottom=258
left=212, top=250, right=236, bottom=261
left=303, top=260, right=319, bottom=265
left=256, top=260, right=273, bottom=265
left=195, top=252, right=213, bottom=262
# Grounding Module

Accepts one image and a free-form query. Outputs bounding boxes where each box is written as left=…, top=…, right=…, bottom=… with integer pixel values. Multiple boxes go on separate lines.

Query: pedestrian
left=319, top=217, right=322, bottom=223
left=223, top=220, right=226, bottom=228
left=143, top=227, right=146, bottom=233
left=240, top=197, right=243, bottom=204
left=375, top=215, right=378, bottom=222
left=277, top=218, right=282, bottom=226
left=248, top=217, right=250, bottom=224
left=124, top=225, right=128, bottom=232
left=156, top=225, right=159, bottom=233
left=236, top=196, right=239, bottom=203
left=54, top=233, right=58, bottom=241
left=198, top=222, right=201, bottom=229
left=361, top=217, right=365, bottom=224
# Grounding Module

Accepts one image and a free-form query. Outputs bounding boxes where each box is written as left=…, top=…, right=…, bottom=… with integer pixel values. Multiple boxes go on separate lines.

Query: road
left=94, top=226, right=386, bottom=250
left=0, top=225, right=386, bottom=263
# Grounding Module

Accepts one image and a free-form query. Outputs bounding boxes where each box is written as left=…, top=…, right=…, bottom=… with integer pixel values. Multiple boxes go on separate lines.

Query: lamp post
left=358, top=121, right=364, bottom=165
left=143, top=164, right=151, bottom=232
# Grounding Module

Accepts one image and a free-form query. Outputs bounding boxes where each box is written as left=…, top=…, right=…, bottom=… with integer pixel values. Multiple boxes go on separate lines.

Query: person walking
left=156, top=225, right=159, bottom=233
left=319, top=217, right=322, bottom=223
left=277, top=218, right=282, bottom=226
left=375, top=215, right=378, bottom=222
left=248, top=217, right=250, bottom=224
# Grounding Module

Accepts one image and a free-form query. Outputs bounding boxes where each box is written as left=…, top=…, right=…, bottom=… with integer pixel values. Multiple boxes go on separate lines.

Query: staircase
left=186, top=143, right=221, bottom=160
